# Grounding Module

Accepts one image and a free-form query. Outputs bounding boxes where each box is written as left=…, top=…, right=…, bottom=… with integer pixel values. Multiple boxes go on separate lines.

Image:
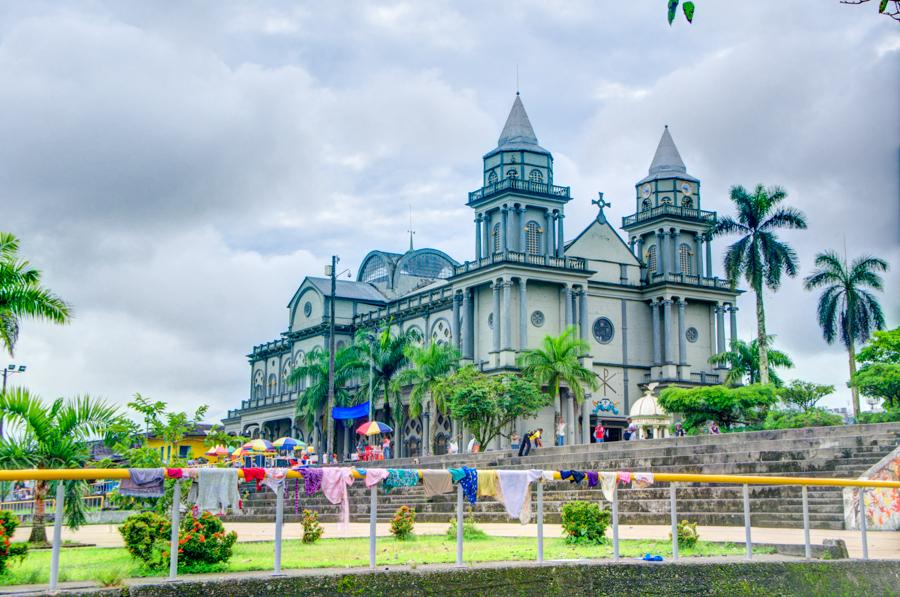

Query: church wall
left=584, top=294, right=624, bottom=363
left=291, top=288, right=322, bottom=332
left=525, top=281, right=563, bottom=342
left=474, top=285, right=492, bottom=361
left=684, top=301, right=716, bottom=376
left=625, top=298, right=653, bottom=368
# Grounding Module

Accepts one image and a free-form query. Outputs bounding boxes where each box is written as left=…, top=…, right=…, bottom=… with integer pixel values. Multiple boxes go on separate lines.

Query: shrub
left=0, top=511, right=27, bottom=574
left=857, top=409, right=900, bottom=424
left=670, top=520, right=699, bottom=548
left=560, top=500, right=610, bottom=545
left=94, top=567, right=126, bottom=587
left=390, top=505, right=416, bottom=540
left=763, top=408, right=844, bottom=430
left=118, top=511, right=170, bottom=567
left=177, top=512, right=237, bottom=567
left=301, top=509, right=324, bottom=544
left=446, top=514, right=488, bottom=540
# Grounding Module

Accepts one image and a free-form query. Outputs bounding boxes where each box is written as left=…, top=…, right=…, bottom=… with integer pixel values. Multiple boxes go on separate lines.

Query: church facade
left=222, top=95, right=741, bottom=455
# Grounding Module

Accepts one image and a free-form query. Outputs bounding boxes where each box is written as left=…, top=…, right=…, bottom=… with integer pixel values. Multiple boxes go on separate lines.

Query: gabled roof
left=307, top=277, right=388, bottom=303
left=637, top=126, right=699, bottom=184
left=484, top=94, right=551, bottom=158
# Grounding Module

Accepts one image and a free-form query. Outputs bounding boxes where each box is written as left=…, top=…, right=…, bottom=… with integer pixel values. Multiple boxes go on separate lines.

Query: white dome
left=630, top=393, right=666, bottom=418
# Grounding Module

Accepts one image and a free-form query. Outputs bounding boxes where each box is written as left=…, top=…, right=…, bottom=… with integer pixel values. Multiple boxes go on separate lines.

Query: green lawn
left=0, top=536, right=767, bottom=586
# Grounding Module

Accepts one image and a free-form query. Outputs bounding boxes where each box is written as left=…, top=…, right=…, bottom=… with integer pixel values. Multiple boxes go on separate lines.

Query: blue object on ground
left=641, top=553, right=664, bottom=562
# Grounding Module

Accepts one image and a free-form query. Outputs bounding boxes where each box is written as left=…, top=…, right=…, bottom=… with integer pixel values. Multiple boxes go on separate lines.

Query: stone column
left=483, top=212, right=492, bottom=256
left=474, top=214, right=483, bottom=260
left=451, top=292, right=461, bottom=350
left=716, top=304, right=726, bottom=355
left=637, top=236, right=646, bottom=282
left=492, top=281, right=501, bottom=353
left=517, top=206, right=526, bottom=253
left=502, top=280, right=512, bottom=350
left=581, top=396, right=591, bottom=446
left=518, top=278, right=528, bottom=351
left=566, top=391, right=576, bottom=446
left=556, top=213, right=566, bottom=257
left=729, top=305, right=739, bottom=349
left=673, top=229, right=682, bottom=275
left=694, top=232, right=703, bottom=277
left=662, top=298, right=673, bottom=364
left=677, top=298, right=687, bottom=366
left=501, top=206, right=509, bottom=254
left=563, top=286, right=573, bottom=328
left=578, top=288, right=589, bottom=342
left=465, top=289, right=475, bottom=359
left=705, top=234, right=713, bottom=278
left=651, top=300, right=662, bottom=366
left=545, top=210, right=554, bottom=257
left=657, top=230, right=666, bottom=276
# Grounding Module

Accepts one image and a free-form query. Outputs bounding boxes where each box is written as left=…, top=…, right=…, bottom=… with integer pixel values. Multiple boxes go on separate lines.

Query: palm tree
left=354, top=325, right=421, bottom=457
left=518, top=326, right=598, bottom=436
left=803, top=251, right=888, bottom=418
left=288, top=346, right=364, bottom=457
left=0, top=232, right=72, bottom=356
left=0, top=388, right=122, bottom=543
left=713, top=184, right=807, bottom=385
left=394, top=341, right=460, bottom=455
left=708, top=337, right=794, bottom=386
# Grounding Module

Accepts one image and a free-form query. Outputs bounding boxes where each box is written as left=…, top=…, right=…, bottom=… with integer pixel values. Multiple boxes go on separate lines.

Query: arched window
left=525, top=221, right=542, bottom=255
left=282, top=361, right=293, bottom=392
left=254, top=384, right=263, bottom=400
left=492, top=223, right=501, bottom=253
left=506, top=169, right=519, bottom=179
left=529, top=169, right=543, bottom=183
left=661, top=196, right=673, bottom=206
left=641, top=199, right=651, bottom=211
left=682, top=196, right=693, bottom=208
left=267, top=374, right=277, bottom=397
left=679, top=243, right=693, bottom=275
left=294, top=352, right=306, bottom=390
left=487, top=170, right=498, bottom=185
left=431, top=318, right=452, bottom=346
left=646, top=245, right=658, bottom=274
left=359, top=255, right=389, bottom=285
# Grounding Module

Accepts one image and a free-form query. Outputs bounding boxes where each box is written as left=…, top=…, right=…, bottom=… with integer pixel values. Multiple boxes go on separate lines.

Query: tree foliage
left=762, top=408, right=844, bottom=430
left=852, top=327, right=900, bottom=409
left=658, top=384, right=778, bottom=431
left=433, top=366, right=549, bottom=447
left=775, top=380, right=834, bottom=411
left=708, top=337, right=794, bottom=387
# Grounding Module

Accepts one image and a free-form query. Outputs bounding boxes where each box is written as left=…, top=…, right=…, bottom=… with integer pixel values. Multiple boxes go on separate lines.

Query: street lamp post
left=0, top=364, right=27, bottom=439
left=326, top=256, right=337, bottom=464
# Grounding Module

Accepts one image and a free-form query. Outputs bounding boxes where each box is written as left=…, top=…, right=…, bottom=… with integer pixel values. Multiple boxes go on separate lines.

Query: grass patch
left=0, top=536, right=767, bottom=586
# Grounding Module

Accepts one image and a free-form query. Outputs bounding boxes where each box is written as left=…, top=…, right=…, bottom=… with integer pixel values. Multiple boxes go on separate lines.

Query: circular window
left=592, top=317, right=614, bottom=344
left=686, top=327, right=699, bottom=343
left=488, top=313, right=494, bottom=329
left=530, top=310, right=545, bottom=327
left=303, top=302, right=312, bottom=317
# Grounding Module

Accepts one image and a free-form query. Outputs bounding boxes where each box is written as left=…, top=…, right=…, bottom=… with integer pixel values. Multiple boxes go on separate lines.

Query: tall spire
left=648, top=125, right=687, bottom=176
left=497, top=94, right=541, bottom=148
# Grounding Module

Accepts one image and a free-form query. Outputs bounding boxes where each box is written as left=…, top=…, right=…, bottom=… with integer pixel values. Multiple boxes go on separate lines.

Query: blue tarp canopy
left=331, top=401, right=370, bottom=420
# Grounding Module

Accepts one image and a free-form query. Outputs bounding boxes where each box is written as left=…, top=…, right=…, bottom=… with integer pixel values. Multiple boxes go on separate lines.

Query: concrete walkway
left=14, top=522, right=898, bottom=559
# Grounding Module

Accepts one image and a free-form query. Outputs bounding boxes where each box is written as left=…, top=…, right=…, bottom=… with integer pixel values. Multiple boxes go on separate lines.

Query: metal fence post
left=455, top=484, right=464, bottom=567
left=273, top=481, right=284, bottom=575
left=49, top=481, right=65, bottom=591
left=612, top=483, right=620, bottom=560
left=168, top=481, right=182, bottom=581
left=369, top=486, right=377, bottom=569
left=669, top=482, right=678, bottom=560
left=743, top=484, right=752, bottom=560
left=859, top=489, right=869, bottom=560
left=536, top=481, right=544, bottom=563
left=801, top=486, right=811, bottom=560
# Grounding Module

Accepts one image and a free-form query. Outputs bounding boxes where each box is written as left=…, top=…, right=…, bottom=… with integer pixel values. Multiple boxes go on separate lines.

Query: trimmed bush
left=390, top=505, right=415, bottom=540
left=301, top=509, right=324, bottom=544
left=561, top=500, right=610, bottom=545
left=446, top=514, right=488, bottom=541
left=763, top=408, right=844, bottom=430
left=177, top=512, right=237, bottom=567
left=671, top=520, right=699, bottom=548
left=0, top=511, right=27, bottom=574
left=119, top=511, right=170, bottom=566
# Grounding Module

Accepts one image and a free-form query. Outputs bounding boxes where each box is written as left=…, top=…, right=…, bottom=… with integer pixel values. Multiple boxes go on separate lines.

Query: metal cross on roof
left=592, top=192, right=612, bottom=224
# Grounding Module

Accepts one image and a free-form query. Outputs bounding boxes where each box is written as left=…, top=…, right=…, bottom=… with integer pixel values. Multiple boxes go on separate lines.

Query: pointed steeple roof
left=484, top=94, right=550, bottom=158
left=638, top=126, right=698, bottom=184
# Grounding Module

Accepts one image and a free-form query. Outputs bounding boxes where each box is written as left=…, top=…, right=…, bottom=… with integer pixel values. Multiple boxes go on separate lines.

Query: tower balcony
left=467, top=177, right=570, bottom=206
left=452, top=250, right=589, bottom=276
left=622, top=204, right=716, bottom=230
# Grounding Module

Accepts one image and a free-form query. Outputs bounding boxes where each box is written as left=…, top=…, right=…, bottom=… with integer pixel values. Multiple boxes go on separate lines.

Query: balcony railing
left=453, top=250, right=589, bottom=275
left=647, top=272, right=733, bottom=290
left=468, top=178, right=570, bottom=204
left=622, top=204, right=716, bottom=228
left=355, top=286, right=455, bottom=326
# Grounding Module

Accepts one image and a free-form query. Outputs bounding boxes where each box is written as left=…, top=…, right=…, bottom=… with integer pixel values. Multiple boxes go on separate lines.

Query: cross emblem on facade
left=592, top=192, right=612, bottom=223
left=598, top=367, right=617, bottom=395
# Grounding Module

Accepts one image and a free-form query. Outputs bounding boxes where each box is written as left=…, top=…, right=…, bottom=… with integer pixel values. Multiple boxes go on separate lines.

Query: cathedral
left=222, top=94, right=741, bottom=456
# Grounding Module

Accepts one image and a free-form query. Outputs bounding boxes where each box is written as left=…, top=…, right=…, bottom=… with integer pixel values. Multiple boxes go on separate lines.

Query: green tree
left=126, top=394, right=208, bottom=464
left=658, top=384, right=778, bottom=432
left=433, top=366, right=549, bottom=448
left=708, top=337, right=794, bottom=386
left=288, top=345, right=364, bottom=457
left=803, top=251, right=888, bottom=418
left=518, top=326, right=598, bottom=434
left=713, top=184, right=807, bottom=386
left=203, top=425, right=248, bottom=450
left=0, top=232, right=71, bottom=356
left=852, top=327, right=900, bottom=410
left=775, top=380, right=835, bottom=411
left=393, top=341, right=459, bottom=455
left=0, top=388, right=123, bottom=543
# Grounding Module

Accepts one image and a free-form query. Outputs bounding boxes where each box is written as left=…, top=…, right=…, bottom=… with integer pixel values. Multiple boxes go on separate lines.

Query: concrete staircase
left=233, top=422, right=900, bottom=530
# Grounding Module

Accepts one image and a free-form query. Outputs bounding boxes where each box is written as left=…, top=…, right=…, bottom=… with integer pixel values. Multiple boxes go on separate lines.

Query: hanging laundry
left=421, top=470, right=453, bottom=497
left=618, top=471, right=632, bottom=484
left=262, top=468, right=288, bottom=493
left=303, top=467, right=323, bottom=496
left=382, top=469, right=419, bottom=493
left=165, top=468, right=184, bottom=479
left=459, top=467, right=478, bottom=504
left=196, top=468, right=241, bottom=514
left=119, top=468, right=165, bottom=498
left=541, top=470, right=556, bottom=483
left=560, top=470, right=586, bottom=484
left=364, top=468, right=390, bottom=488
left=497, top=469, right=543, bottom=524
left=600, top=472, right=617, bottom=501
left=633, top=472, right=654, bottom=488
left=477, top=470, right=500, bottom=498
left=294, top=478, right=301, bottom=515
left=243, top=467, right=266, bottom=491
left=448, top=468, right=466, bottom=483
left=322, top=467, right=355, bottom=528
left=586, top=471, right=599, bottom=488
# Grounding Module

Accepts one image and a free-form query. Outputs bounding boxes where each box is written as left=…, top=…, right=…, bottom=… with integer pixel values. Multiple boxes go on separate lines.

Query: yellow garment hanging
left=477, top=469, right=500, bottom=498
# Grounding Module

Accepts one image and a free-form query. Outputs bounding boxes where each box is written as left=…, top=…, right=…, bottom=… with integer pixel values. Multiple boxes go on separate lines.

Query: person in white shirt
left=556, top=419, right=566, bottom=446
left=447, top=438, right=459, bottom=455
left=466, top=437, right=480, bottom=453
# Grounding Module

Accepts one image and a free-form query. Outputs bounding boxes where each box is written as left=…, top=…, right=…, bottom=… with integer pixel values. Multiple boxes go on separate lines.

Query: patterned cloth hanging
left=382, top=469, right=419, bottom=493
left=459, top=467, right=478, bottom=504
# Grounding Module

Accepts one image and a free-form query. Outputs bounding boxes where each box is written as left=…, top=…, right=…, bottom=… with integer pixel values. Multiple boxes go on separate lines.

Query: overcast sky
left=2, top=1, right=898, bottom=422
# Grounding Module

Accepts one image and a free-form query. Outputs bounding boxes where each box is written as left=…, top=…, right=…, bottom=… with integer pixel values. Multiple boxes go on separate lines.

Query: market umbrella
left=273, top=437, right=304, bottom=451
left=231, top=447, right=246, bottom=458
left=356, top=421, right=393, bottom=436
left=205, top=445, right=230, bottom=456
left=241, top=439, right=275, bottom=452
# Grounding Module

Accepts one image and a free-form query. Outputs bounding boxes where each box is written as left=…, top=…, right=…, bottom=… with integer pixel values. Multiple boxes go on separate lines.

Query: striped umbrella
left=205, top=445, right=230, bottom=456
left=356, top=421, right=393, bottom=436
left=241, top=439, right=275, bottom=452
left=231, top=447, right=246, bottom=458
left=273, top=437, right=305, bottom=451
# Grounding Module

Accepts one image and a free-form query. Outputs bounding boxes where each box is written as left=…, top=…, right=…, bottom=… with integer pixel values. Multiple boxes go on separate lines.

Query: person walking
left=556, top=419, right=566, bottom=446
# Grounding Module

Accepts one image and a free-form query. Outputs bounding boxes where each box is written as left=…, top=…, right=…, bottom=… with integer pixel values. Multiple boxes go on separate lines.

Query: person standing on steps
left=556, top=418, right=566, bottom=446
left=382, top=435, right=392, bottom=459
left=674, top=423, right=686, bottom=437
left=518, top=428, right=543, bottom=457
left=593, top=421, right=606, bottom=443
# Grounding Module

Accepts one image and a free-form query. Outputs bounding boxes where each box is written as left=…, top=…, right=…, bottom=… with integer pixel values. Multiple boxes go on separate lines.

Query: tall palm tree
left=518, top=326, right=598, bottom=434
left=354, top=325, right=421, bottom=457
left=708, top=337, right=794, bottom=387
left=713, top=184, right=807, bottom=385
left=0, top=388, right=123, bottom=543
left=288, top=346, right=364, bottom=456
left=0, top=232, right=72, bottom=356
left=803, top=250, right=888, bottom=418
left=394, top=341, right=460, bottom=455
